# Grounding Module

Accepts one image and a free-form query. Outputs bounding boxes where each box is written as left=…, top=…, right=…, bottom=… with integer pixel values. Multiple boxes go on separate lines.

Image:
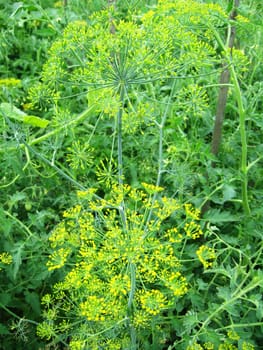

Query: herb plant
left=0, top=0, right=262, bottom=349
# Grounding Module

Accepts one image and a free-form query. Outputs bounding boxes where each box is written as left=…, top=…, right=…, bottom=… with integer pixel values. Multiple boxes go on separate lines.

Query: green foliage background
left=0, top=0, right=262, bottom=349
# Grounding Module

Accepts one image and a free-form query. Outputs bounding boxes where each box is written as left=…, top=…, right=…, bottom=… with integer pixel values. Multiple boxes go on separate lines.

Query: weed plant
left=0, top=0, right=262, bottom=349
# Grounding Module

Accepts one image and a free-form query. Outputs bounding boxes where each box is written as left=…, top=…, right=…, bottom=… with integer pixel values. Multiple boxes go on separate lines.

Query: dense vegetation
left=0, top=0, right=262, bottom=349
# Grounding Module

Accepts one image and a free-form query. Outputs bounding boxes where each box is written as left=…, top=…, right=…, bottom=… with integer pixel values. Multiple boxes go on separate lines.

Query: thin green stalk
left=156, top=79, right=176, bottom=189
left=211, top=27, right=250, bottom=216
left=4, top=210, right=33, bottom=238
left=127, top=262, right=137, bottom=349
left=117, top=85, right=125, bottom=187
left=127, top=263, right=136, bottom=312
left=21, top=140, right=114, bottom=206
left=22, top=141, right=87, bottom=191
left=194, top=276, right=261, bottom=340
left=216, top=322, right=263, bottom=331
left=63, top=0, right=68, bottom=25
left=0, top=175, right=20, bottom=188
left=0, top=303, right=38, bottom=325
left=116, top=84, right=128, bottom=230
left=0, top=105, right=95, bottom=153
left=144, top=80, right=176, bottom=231
left=229, top=64, right=250, bottom=215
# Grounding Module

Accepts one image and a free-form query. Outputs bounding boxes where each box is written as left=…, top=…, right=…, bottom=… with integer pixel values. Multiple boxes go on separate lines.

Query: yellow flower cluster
left=236, top=14, right=250, bottom=23
left=241, top=342, right=255, bottom=350
left=27, top=0, right=228, bottom=126
left=109, top=274, right=131, bottom=297
left=46, top=247, right=71, bottom=271
left=38, top=183, right=205, bottom=346
left=0, top=78, right=21, bottom=87
left=203, top=342, right=214, bottom=350
left=227, top=330, right=240, bottom=341
left=229, top=48, right=250, bottom=74
left=196, top=245, right=216, bottom=269
left=219, top=344, right=238, bottom=350
left=157, top=0, right=227, bottom=23
left=36, top=321, right=55, bottom=340
left=132, top=310, right=149, bottom=329
left=164, top=227, right=183, bottom=243
left=54, top=1, right=63, bottom=7
left=63, top=204, right=82, bottom=218
left=163, top=271, right=188, bottom=296
left=0, top=252, right=12, bottom=270
left=156, top=196, right=181, bottom=219
left=76, top=188, right=97, bottom=200
left=137, top=289, right=167, bottom=315
left=187, top=343, right=204, bottom=350
left=80, top=296, right=109, bottom=321
left=187, top=340, right=254, bottom=350
left=177, top=85, right=209, bottom=119
left=0, top=252, right=12, bottom=264
left=184, top=203, right=201, bottom=220
left=41, top=294, right=52, bottom=307
left=138, top=289, right=167, bottom=316
left=141, top=182, right=164, bottom=194
left=184, top=221, right=203, bottom=240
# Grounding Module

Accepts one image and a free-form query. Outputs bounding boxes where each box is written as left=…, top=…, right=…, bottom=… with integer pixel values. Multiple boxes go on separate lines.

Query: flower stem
left=117, top=85, right=125, bottom=187
left=211, top=21, right=251, bottom=216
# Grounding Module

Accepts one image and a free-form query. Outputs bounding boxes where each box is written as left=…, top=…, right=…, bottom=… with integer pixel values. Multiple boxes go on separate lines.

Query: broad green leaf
left=199, top=329, right=222, bottom=347
left=203, top=267, right=232, bottom=279
left=24, top=291, right=41, bottom=316
left=35, top=28, right=56, bottom=37
left=224, top=302, right=241, bottom=317
left=222, top=184, right=236, bottom=202
left=9, top=191, right=27, bottom=204
left=256, top=304, right=263, bottom=319
left=0, top=323, right=10, bottom=335
left=0, top=292, right=11, bottom=307
left=252, top=113, right=263, bottom=129
left=23, top=115, right=49, bottom=128
left=204, top=209, right=239, bottom=224
left=217, top=286, right=232, bottom=301
left=11, top=244, right=23, bottom=280
left=0, top=102, right=26, bottom=119
left=0, top=102, right=49, bottom=128
left=183, top=310, right=199, bottom=334
left=196, top=278, right=209, bottom=290
left=0, top=208, right=13, bottom=238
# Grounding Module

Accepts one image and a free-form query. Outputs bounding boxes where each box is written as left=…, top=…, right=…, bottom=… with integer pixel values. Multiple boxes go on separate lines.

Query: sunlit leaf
left=0, top=102, right=49, bottom=128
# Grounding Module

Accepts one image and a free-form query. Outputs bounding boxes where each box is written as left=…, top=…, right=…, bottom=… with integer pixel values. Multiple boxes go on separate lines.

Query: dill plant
left=25, top=1, right=229, bottom=348
left=1, top=0, right=262, bottom=349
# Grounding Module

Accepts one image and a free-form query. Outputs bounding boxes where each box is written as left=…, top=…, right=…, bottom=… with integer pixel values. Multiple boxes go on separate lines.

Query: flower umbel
left=0, top=252, right=12, bottom=271
left=196, top=245, right=216, bottom=269
left=39, top=184, right=203, bottom=347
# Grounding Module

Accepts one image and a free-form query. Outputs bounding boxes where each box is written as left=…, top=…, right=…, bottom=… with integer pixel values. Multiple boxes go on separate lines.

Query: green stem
left=127, top=263, right=136, bottom=312
left=194, top=276, right=261, bottom=340
left=116, top=85, right=128, bottom=229
left=144, top=80, right=176, bottom=232
left=4, top=210, right=33, bottom=238
left=1, top=105, right=94, bottom=153
left=117, top=85, right=125, bottom=187
left=0, top=303, right=38, bottom=325
left=229, top=64, right=250, bottom=215
left=216, top=322, right=263, bottom=331
left=22, top=141, right=105, bottom=204
left=127, top=262, right=137, bottom=349
left=0, top=175, right=20, bottom=188
left=212, top=27, right=250, bottom=216
left=156, top=79, right=176, bottom=188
